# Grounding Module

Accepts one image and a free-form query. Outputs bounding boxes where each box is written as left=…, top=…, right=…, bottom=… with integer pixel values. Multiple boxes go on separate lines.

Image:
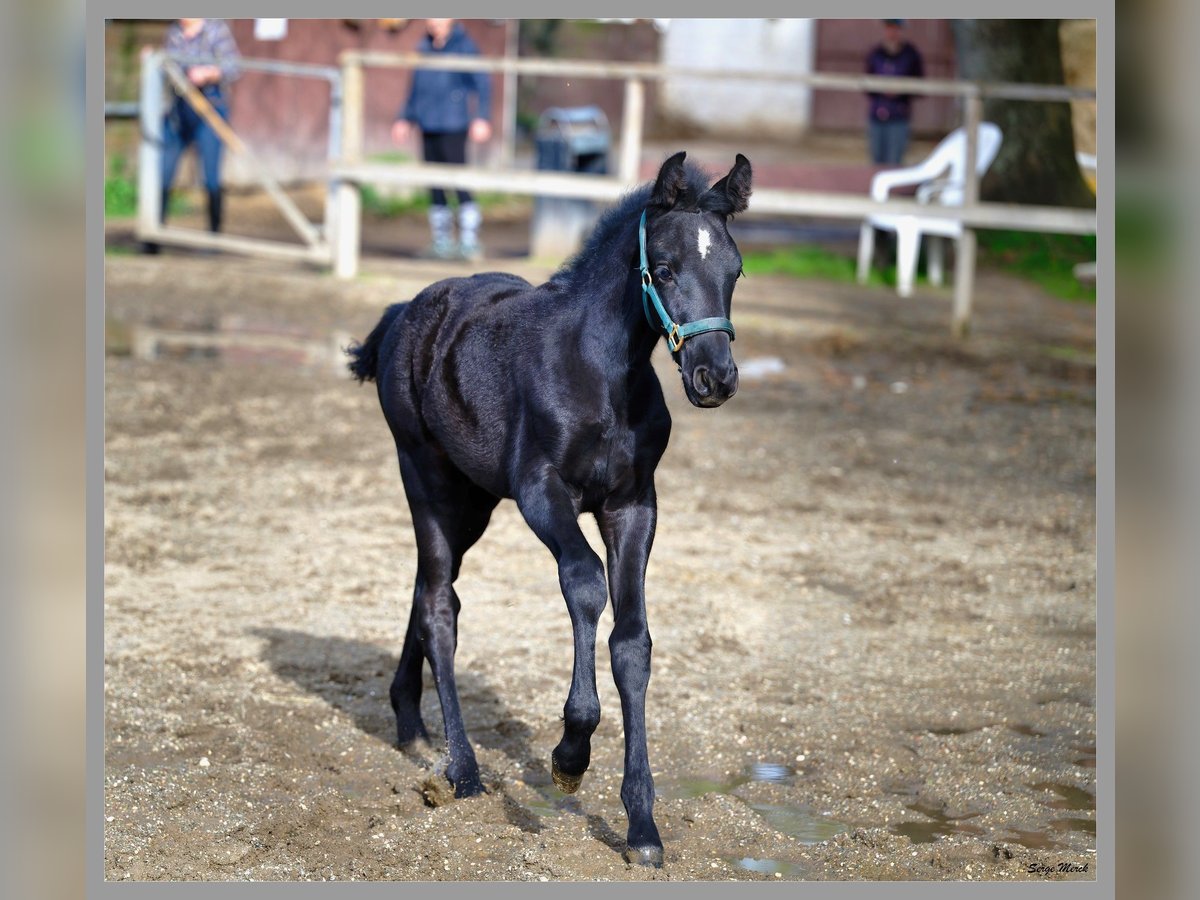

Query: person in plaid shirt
left=150, top=19, right=241, bottom=250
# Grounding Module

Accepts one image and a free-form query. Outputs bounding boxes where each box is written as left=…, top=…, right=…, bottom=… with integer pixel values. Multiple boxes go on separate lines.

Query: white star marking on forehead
left=698, top=227, right=711, bottom=260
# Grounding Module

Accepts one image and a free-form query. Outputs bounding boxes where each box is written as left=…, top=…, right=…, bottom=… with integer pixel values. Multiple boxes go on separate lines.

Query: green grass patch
left=105, top=154, right=193, bottom=219
left=742, top=245, right=898, bottom=288
left=360, top=184, right=431, bottom=217
left=1044, top=343, right=1095, bottom=364
left=977, top=229, right=1096, bottom=302
left=365, top=150, right=417, bottom=165
left=105, top=163, right=139, bottom=218
left=743, top=230, right=1097, bottom=302
left=361, top=185, right=517, bottom=219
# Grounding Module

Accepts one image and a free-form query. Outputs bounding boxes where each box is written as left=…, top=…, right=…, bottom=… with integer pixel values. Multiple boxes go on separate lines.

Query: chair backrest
left=906, top=122, right=1002, bottom=207
left=937, top=122, right=1003, bottom=184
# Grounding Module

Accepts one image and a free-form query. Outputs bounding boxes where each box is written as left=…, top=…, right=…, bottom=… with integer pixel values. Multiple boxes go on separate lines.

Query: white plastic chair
left=856, top=122, right=1003, bottom=297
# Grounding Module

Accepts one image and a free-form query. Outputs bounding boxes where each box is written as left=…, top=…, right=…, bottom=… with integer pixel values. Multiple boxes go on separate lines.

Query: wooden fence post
left=334, top=53, right=364, bottom=279
left=952, top=91, right=983, bottom=339
left=618, top=78, right=644, bottom=185
left=500, top=20, right=519, bottom=171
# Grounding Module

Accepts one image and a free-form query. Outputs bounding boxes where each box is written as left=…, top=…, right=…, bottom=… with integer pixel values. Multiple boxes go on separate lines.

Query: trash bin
left=531, top=106, right=610, bottom=259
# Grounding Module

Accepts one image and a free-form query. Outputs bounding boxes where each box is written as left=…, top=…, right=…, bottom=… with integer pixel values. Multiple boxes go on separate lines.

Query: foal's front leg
left=516, top=475, right=608, bottom=794
left=598, top=493, right=663, bottom=867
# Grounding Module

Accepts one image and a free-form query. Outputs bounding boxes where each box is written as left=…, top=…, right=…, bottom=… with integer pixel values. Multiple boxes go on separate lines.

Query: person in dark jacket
left=391, top=19, right=493, bottom=260
left=864, top=19, right=923, bottom=165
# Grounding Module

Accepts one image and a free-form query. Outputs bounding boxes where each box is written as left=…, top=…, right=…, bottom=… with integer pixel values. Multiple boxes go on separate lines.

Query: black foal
left=348, top=151, right=752, bottom=866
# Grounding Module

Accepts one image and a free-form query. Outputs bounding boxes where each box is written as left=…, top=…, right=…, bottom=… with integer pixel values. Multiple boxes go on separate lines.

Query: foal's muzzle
left=684, top=358, right=739, bottom=408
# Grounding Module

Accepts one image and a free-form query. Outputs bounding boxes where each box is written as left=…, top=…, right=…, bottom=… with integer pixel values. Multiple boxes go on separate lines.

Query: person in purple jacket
left=864, top=19, right=924, bottom=165
left=391, top=19, right=494, bottom=260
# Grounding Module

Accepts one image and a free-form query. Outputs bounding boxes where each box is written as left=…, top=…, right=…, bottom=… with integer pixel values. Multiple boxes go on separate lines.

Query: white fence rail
left=332, top=50, right=1097, bottom=337
left=130, top=45, right=1097, bottom=338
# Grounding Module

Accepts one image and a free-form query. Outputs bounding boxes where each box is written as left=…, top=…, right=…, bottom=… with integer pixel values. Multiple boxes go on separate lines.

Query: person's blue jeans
left=867, top=118, right=911, bottom=165
left=161, top=88, right=228, bottom=193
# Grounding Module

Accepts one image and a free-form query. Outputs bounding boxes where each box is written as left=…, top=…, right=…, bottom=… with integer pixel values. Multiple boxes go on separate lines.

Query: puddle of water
left=656, top=774, right=748, bottom=800
left=1028, top=782, right=1095, bottom=812
left=905, top=800, right=981, bottom=821
left=730, top=856, right=805, bottom=878
left=747, top=762, right=796, bottom=785
left=926, top=725, right=983, bottom=736
left=518, top=782, right=583, bottom=819
left=1073, top=743, right=1097, bottom=768
left=892, top=819, right=986, bottom=843
left=890, top=801, right=984, bottom=843
left=656, top=761, right=795, bottom=800
left=120, top=322, right=344, bottom=372
left=750, top=803, right=847, bottom=843
left=657, top=763, right=842, bottom=851
left=1049, top=817, right=1097, bottom=836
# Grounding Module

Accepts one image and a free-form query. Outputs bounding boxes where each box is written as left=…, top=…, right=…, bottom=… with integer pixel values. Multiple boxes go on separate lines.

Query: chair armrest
left=869, top=157, right=953, bottom=202
left=916, top=178, right=962, bottom=204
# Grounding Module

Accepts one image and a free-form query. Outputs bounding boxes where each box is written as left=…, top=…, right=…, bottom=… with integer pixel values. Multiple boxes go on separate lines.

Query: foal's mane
left=549, top=159, right=722, bottom=292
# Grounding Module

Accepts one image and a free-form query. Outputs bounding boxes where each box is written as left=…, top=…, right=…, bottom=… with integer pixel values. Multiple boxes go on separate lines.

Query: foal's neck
left=589, top=256, right=660, bottom=375
left=555, top=211, right=661, bottom=374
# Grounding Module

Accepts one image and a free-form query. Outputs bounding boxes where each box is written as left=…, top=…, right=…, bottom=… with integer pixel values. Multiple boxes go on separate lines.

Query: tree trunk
left=952, top=20, right=1094, bottom=208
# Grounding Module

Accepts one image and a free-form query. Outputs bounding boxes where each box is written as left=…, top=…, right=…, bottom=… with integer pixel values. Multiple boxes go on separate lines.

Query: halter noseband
left=639, top=210, right=736, bottom=358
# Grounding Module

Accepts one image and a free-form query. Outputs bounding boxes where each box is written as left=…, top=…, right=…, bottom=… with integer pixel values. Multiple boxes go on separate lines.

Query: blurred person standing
left=391, top=19, right=493, bottom=260
left=147, top=18, right=241, bottom=252
left=864, top=19, right=923, bottom=165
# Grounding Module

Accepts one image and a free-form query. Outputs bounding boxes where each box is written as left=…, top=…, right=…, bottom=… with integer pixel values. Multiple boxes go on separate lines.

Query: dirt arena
left=103, top=222, right=1096, bottom=881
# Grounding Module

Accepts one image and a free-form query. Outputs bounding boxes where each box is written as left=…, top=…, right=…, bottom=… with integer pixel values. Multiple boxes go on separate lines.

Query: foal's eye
left=737, top=266, right=746, bottom=280
left=654, top=265, right=672, bottom=282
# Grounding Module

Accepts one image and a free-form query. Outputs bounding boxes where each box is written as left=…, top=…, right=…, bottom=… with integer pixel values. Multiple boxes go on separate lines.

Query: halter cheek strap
left=639, top=210, right=736, bottom=357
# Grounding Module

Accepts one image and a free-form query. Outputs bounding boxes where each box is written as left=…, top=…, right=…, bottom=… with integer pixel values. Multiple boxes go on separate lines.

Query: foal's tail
left=346, top=302, right=406, bottom=383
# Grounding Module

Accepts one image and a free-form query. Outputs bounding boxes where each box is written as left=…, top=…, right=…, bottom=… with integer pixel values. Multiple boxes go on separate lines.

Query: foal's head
left=642, top=152, right=752, bottom=408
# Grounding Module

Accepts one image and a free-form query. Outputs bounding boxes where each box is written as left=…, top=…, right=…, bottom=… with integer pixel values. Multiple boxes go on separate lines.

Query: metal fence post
left=953, top=90, right=983, bottom=339
left=334, top=53, right=363, bottom=279
left=618, top=78, right=644, bottom=185
left=137, top=50, right=164, bottom=240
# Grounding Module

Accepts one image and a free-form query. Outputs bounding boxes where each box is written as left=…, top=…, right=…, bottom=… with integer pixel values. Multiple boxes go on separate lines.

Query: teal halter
left=639, top=210, right=736, bottom=357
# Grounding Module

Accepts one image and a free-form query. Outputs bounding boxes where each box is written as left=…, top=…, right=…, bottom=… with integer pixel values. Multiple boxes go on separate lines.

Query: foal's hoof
left=551, top=756, right=584, bottom=794
left=623, top=845, right=664, bottom=868
left=453, top=777, right=487, bottom=799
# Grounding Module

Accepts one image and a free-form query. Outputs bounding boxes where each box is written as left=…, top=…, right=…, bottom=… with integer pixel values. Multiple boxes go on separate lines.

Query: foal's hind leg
left=395, top=452, right=497, bottom=797
left=389, top=589, right=430, bottom=746
left=516, top=473, right=608, bottom=795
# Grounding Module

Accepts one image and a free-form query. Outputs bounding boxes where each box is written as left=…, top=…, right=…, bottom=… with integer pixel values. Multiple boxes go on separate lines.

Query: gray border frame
left=89, top=2, right=1114, bottom=897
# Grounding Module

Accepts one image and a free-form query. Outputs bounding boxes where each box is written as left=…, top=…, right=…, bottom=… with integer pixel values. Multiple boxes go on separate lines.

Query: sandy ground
left=103, top=209, right=1097, bottom=882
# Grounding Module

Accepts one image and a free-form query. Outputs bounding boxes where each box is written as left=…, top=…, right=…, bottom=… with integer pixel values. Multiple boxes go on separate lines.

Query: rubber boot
left=207, top=188, right=223, bottom=233
left=457, top=201, right=482, bottom=261
left=427, top=205, right=456, bottom=259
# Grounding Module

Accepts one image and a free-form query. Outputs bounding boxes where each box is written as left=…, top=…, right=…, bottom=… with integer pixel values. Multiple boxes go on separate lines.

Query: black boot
left=207, top=188, right=223, bottom=234
left=141, top=187, right=171, bottom=255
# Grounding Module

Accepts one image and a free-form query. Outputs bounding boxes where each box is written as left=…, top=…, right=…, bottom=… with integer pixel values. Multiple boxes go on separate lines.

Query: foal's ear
left=703, top=153, right=753, bottom=216
left=649, top=151, right=688, bottom=209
